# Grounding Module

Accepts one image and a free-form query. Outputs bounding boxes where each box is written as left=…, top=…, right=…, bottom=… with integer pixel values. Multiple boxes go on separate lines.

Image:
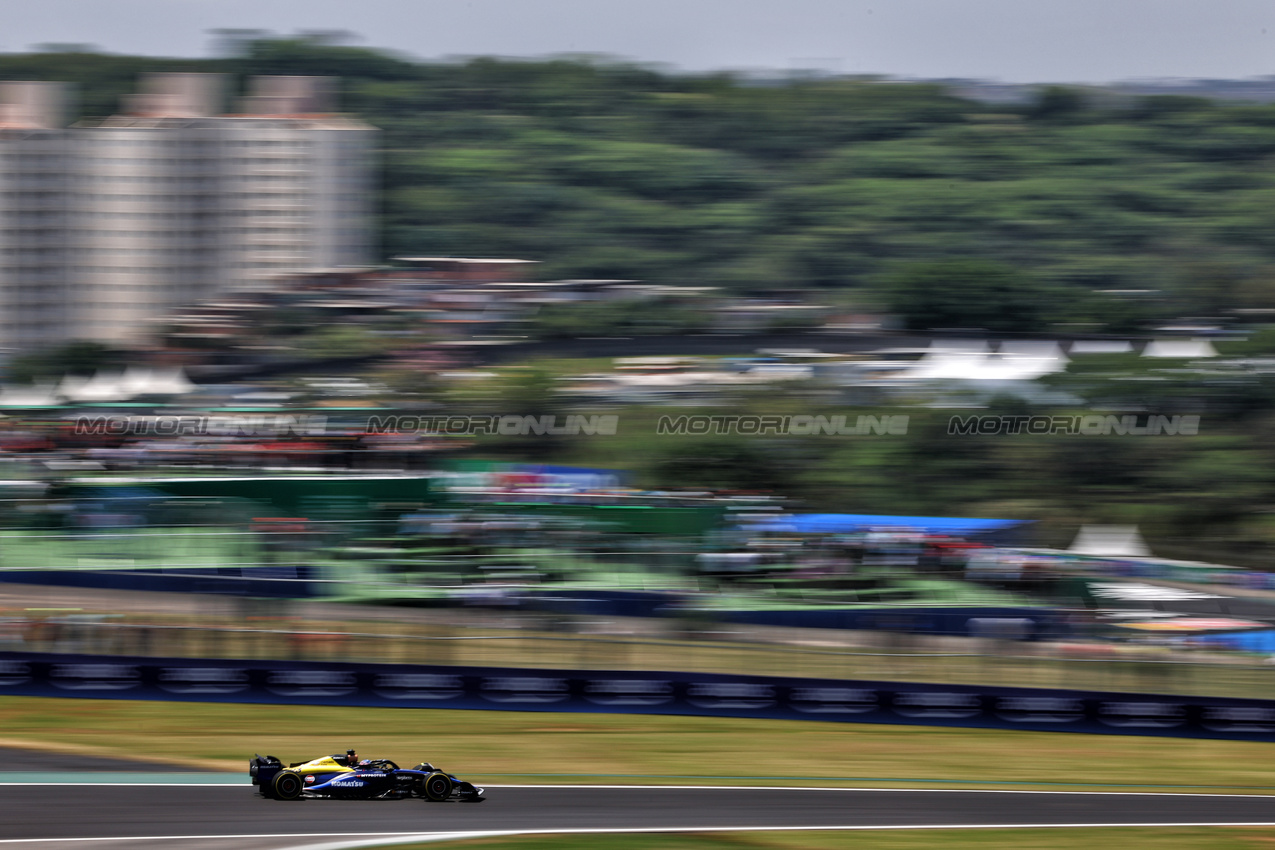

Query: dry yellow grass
left=2, top=696, right=1274, bottom=794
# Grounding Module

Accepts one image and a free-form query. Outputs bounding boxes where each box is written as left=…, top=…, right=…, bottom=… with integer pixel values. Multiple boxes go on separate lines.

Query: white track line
left=3, top=782, right=1275, bottom=799
left=479, top=784, right=1275, bottom=798
left=280, top=825, right=1275, bottom=850
left=0, top=783, right=249, bottom=787
left=10, top=823, right=1275, bottom=850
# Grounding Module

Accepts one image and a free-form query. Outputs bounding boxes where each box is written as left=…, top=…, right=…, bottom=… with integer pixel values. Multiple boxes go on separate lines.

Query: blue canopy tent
left=1196, top=629, right=1275, bottom=654
left=748, top=513, right=1031, bottom=542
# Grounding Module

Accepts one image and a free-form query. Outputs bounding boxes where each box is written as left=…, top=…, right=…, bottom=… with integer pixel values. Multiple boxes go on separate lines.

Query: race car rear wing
left=249, top=754, right=283, bottom=790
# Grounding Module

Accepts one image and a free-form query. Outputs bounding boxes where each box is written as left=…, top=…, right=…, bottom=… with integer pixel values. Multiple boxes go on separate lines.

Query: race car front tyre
left=423, top=772, right=454, bottom=802
left=272, top=771, right=304, bottom=801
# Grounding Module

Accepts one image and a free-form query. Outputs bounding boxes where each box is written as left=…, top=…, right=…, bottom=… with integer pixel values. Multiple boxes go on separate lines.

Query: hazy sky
left=1, top=0, right=1272, bottom=83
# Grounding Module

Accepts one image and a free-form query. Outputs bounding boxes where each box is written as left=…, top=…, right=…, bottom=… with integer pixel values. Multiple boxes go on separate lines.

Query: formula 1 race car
left=249, top=753, right=485, bottom=803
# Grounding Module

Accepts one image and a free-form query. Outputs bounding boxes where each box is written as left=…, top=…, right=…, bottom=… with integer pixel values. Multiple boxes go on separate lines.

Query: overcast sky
left=1, top=0, right=1272, bottom=84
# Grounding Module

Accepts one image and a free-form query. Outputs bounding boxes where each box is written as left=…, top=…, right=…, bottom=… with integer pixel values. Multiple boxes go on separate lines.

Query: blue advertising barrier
left=717, top=606, right=1066, bottom=639
left=0, top=567, right=317, bottom=598
left=3, top=650, right=1274, bottom=742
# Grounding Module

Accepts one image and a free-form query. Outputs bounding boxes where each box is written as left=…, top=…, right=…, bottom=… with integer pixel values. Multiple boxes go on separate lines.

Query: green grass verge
left=382, top=828, right=1275, bottom=850
left=3, top=696, right=1275, bottom=793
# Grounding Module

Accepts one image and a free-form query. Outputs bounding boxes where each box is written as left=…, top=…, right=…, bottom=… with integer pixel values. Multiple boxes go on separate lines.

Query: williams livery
left=250, top=752, right=485, bottom=802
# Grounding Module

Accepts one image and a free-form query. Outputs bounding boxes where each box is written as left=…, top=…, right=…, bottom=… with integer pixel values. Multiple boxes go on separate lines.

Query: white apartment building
left=0, top=73, right=376, bottom=351
left=0, top=82, right=74, bottom=349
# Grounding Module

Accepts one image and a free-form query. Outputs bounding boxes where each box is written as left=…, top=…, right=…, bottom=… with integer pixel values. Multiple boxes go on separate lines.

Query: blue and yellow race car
left=249, top=751, right=485, bottom=802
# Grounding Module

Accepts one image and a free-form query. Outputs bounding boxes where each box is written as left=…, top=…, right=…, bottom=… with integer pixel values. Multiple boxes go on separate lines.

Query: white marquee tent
left=1068, top=524, right=1152, bottom=558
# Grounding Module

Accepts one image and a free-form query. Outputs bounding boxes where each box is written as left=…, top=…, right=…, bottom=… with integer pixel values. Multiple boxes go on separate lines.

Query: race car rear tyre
left=423, top=772, right=453, bottom=802
left=273, top=771, right=304, bottom=801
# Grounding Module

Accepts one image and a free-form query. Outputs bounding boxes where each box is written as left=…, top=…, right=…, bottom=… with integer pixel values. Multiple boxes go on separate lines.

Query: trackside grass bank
left=2, top=696, right=1275, bottom=793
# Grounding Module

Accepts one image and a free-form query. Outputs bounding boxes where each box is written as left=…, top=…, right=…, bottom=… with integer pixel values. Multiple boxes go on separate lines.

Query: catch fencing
left=4, top=616, right=1275, bottom=700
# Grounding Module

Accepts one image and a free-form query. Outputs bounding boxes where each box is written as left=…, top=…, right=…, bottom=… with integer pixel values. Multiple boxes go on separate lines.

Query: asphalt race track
left=1, top=739, right=1274, bottom=848
left=2, top=783, right=1275, bottom=850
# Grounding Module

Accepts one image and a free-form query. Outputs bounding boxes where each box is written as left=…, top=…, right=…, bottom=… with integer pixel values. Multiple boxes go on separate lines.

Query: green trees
left=4, top=341, right=126, bottom=383
left=883, top=260, right=1050, bottom=332
left=6, top=39, right=1275, bottom=330
left=529, top=299, right=706, bottom=339
left=649, top=435, right=800, bottom=493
